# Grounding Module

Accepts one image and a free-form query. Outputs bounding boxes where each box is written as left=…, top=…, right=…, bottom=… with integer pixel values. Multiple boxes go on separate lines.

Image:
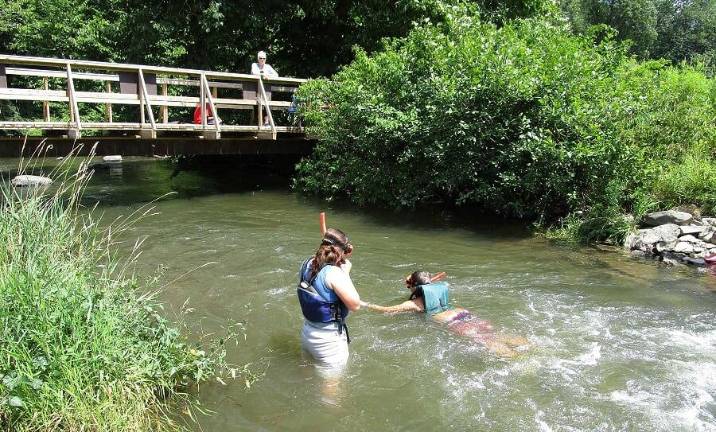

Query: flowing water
left=5, top=157, right=716, bottom=431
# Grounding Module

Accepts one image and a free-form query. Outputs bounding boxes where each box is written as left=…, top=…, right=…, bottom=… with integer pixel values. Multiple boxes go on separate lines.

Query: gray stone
left=661, top=252, right=685, bottom=266
left=702, top=218, right=716, bottom=227
left=642, top=210, right=693, bottom=227
left=652, top=224, right=681, bottom=243
left=627, top=229, right=662, bottom=253
left=630, top=250, right=647, bottom=259
left=11, top=175, right=52, bottom=187
left=674, top=242, right=695, bottom=254
left=678, top=235, right=700, bottom=244
left=655, top=241, right=675, bottom=252
left=679, top=225, right=707, bottom=236
left=699, top=227, right=716, bottom=243
left=682, top=256, right=706, bottom=267
left=623, top=233, right=638, bottom=250
left=102, top=155, right=122, bottom=163
left=694, top=249, right=715, bottom=258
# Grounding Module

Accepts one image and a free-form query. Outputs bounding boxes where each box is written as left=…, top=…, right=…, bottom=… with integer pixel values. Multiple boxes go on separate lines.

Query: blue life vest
left=297, top=258, right=350, bottom=339
left=420, top=281, right=450, bottom=315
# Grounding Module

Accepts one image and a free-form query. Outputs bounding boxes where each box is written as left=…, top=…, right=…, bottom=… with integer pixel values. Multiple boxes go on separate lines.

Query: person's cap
left=258, top=50, right=267, bottom=59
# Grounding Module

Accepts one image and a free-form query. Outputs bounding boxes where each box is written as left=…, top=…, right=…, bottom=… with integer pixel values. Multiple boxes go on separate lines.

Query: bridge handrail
left=0, top=54, right=307, bottom=85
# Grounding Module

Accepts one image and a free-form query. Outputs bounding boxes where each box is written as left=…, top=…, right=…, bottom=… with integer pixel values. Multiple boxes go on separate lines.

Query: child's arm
left=360, top=299, right=423, bottom=314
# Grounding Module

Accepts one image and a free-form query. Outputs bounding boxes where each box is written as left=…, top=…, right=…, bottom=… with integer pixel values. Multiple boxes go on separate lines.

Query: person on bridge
left=361, top=271, right=529, bottom=357
left=251, top=50, right=278, bottom=78
left=297, top=228, right=363, bottom=377
left=251, top=50, right=278, bottom=126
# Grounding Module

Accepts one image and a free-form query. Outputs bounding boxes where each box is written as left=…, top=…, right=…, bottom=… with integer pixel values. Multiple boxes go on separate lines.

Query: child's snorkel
left=319, top=212, right=327, bottom=236
left=431, top=272, right=447, bottom=282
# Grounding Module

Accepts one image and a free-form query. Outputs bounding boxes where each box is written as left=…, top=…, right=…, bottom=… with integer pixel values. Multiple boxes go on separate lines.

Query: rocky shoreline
left=624, top=210, right=716, bottom=271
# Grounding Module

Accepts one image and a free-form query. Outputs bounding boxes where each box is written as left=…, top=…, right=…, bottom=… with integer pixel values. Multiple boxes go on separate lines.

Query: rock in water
left=11, top=175, right=52, bottom=187
left=102, top=155, right=123, bottom=163
left=642, top=210, right=693, bottom=227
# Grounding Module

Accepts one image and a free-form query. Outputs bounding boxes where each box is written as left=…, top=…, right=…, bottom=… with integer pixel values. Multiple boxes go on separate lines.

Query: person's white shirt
left=251, top=62, right=278, bottom=77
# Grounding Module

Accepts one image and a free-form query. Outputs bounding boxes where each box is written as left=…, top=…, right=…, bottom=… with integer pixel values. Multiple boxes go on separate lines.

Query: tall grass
left=0, top=152, right=238, bottom=431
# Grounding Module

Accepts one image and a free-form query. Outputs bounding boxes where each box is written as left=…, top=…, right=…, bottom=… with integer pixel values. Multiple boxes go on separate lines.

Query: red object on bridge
left=192, top=103, right=213, bottom=124
left=705, top=254, right=716, bottom=265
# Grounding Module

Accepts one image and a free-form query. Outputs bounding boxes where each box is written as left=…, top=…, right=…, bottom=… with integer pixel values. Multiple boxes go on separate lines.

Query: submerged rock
left=642, top=210, right=693, bottom=227
left=682, top=256, right=707, bottom=267
left=11, top=175, right=52, bottom=187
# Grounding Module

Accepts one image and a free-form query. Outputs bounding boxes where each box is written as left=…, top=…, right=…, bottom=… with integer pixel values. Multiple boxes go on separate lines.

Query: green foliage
left=0, top=160, right=244, bottom=431
left=0, top=0, right=460, bottom=77
left=653, top=144, right=716, bottom=215
left=561, top=0, right=716, bottom=63
left=295, top=10, right=716, bottom=242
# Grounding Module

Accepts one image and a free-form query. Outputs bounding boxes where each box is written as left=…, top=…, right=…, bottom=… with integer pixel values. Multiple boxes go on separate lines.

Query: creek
left=7, top=157, right=716, bottom=431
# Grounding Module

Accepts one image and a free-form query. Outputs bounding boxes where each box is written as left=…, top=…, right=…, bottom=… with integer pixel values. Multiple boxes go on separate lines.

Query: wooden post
left=200, top=73, right=206, bottom=128
left=161, top=83, right=168, bottom=123
left=256, top=76, right=264, bottom=129
left=138, top=68, right=156, bottom=130
left=105, top=81, right=113, bottom=123
left=42, top=77, right=50, bottom=121
left=201, top=74, right=221, bottom=138
left=139, top=73, right=145, bottom=125
left=212, top=86, right=217, bottom=99
left=66, top=63, right=81, bottom=132
left=257, top=76, right=276, bottom=138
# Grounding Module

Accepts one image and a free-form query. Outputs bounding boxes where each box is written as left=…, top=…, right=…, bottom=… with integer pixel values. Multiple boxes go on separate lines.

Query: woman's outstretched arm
left=361, top=299, right=423, bottom=314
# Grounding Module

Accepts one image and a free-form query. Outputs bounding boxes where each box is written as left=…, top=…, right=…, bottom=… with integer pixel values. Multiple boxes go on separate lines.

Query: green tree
left=561, top=0, right=716, bottom=63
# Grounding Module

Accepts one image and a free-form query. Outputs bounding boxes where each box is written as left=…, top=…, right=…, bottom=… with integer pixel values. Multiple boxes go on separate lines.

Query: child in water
left=361, top=271, right=528, bottom=357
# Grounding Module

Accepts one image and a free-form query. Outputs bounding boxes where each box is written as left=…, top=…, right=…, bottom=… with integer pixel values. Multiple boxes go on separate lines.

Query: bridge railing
left=0, top=54, right=307, bottom=139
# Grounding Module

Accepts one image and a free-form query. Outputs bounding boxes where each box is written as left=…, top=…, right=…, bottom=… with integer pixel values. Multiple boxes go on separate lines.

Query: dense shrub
left=295, top=11, right=716, bottom=242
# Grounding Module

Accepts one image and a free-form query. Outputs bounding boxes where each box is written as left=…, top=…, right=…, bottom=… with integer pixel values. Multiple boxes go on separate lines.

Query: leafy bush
left=295, top=10, right=716, bottom=242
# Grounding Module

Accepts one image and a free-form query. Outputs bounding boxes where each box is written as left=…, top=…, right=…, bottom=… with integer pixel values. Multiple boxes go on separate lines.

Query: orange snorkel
left=431, top=272, right=447, bottom=282
left=319, top=212, right=327, bottom=236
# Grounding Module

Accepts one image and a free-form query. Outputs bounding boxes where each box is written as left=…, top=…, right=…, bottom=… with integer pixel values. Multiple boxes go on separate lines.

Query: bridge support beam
left=67, top=129, right=81, bottom=139
left=203, top=130, right=221, bottom=140
left=139, top=129, right=156, bottom=139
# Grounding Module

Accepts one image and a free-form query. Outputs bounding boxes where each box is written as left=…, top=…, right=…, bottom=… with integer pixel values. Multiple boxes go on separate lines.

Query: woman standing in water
left=297, top=228, right=363, bottom=375
left=362, top=271, right=528, bottom=357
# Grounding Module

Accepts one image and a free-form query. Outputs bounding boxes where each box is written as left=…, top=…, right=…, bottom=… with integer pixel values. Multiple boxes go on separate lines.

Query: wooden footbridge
left=0, top=54, right=314, bottom=156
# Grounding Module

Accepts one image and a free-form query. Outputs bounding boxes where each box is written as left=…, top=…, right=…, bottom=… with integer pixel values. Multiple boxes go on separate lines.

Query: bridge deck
left=0, top=135, right=315, bottom=157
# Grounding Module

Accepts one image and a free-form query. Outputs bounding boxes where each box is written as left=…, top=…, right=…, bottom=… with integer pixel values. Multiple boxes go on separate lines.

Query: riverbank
left=0, top=161, right=231, bottom=431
